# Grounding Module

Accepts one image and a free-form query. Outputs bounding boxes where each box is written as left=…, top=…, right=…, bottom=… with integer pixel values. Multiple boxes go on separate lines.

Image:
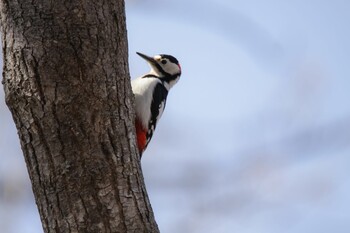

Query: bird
left=131, top=52, right=181, bottom=157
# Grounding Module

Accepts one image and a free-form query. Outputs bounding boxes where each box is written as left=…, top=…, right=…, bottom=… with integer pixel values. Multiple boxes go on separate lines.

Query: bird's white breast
left=131, top=77, right=161, bottom=129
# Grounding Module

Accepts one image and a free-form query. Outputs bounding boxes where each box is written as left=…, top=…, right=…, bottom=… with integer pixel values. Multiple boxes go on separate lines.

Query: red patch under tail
left=135, top=119, right=147, bottom=156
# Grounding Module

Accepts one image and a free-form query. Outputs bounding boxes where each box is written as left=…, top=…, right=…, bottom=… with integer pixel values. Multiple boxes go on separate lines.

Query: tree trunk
left=0, top=0, right=159, bottom=232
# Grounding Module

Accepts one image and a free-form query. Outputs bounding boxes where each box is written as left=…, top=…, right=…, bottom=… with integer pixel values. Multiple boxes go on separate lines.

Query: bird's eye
left=161, top=60, right=167, bottom=65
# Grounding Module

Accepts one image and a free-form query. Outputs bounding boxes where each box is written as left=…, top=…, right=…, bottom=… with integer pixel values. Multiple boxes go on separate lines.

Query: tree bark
left=0, top=0, right=159, bottom=232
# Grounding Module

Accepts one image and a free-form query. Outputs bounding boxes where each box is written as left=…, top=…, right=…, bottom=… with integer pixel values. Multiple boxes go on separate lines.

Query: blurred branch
left=129, top=0, right=285, bottom=68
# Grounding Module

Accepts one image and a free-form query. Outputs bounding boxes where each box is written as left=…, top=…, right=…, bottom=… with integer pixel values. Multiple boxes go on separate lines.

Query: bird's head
left=137, top=52, right=181, bottom=77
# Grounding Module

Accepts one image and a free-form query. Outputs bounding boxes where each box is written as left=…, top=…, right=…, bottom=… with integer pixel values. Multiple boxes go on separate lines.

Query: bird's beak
left=136, top=52, right=157, bottom=66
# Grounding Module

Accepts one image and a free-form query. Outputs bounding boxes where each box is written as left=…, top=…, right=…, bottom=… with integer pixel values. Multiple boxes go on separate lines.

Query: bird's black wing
left=146, top=82, right=169, bottom=146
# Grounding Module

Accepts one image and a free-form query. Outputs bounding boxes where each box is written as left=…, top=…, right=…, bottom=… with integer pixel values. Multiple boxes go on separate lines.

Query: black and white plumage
left=131, top=52, right=181, bottom=156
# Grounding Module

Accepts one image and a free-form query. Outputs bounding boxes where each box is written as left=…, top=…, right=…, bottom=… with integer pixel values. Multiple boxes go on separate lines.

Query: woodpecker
left=132, top=52, right=181, bottom=156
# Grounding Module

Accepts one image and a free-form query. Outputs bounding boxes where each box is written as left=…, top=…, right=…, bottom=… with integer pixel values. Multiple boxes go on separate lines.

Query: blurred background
left=1, top=0, right=350, bottom=232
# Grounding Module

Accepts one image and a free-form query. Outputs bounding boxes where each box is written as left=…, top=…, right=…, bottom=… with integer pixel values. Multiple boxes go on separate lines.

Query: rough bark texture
left=0, top=0, right=159, bottom=232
